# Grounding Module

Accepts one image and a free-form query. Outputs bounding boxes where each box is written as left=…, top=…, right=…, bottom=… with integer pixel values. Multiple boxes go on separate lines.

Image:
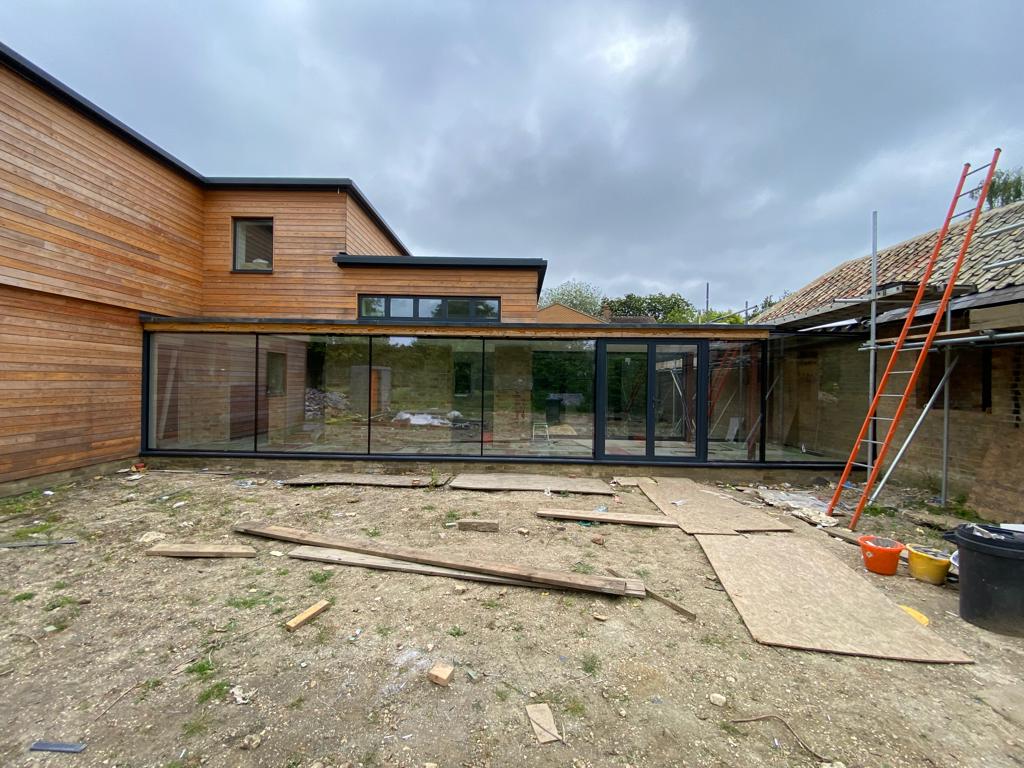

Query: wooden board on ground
left=285, top=599, right=331, bottom=631
left=456, top=519, right=499, bottom=532
left=145, top=543, right=257, bottom=558
left=607, top=567, right=696, bottom=621
left=536, top=509, right=679, bottom=528
left=611, top=476, right=649, bottom=487
left=235, top=521, right=641, bottom=597
left=449, top=473, right=613, bottom=495
left=640, top=478, right=792, bottom=534
left=525, top=703, right=561, bottom=744
left=283, top=473, right=444, bottom=488
left=695, top=534, right=971, bottom=663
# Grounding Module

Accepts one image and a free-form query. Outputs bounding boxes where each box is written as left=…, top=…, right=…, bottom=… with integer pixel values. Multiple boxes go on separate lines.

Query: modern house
left=0, top=41, right=864, bottom=490
left=758, top=200, right=1024, bottom=521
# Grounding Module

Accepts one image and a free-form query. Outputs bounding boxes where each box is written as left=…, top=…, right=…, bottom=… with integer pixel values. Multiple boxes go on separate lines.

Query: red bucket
left=858, top=535, right=905, bottom=576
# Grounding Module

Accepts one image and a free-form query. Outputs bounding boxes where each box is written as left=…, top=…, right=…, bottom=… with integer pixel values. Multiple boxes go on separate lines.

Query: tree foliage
left=539, top=279, right=604, bottom=316
left=602, top=292, right=697, bottom=323
left=974, top=167, right=1024, bottom=209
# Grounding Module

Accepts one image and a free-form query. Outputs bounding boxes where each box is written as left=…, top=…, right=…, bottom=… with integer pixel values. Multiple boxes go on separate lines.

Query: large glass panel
left=654, top=344, right=699, bottom=458
left=708, top=341, right=762, bottom=461
left=256, top=336, right=369, bottom=453
left=148, top=333, right=256, bottom=450
left=765, top=336, right=867, bottom=461
left=483, top=339, right=595, bottom=457
left=603, top=343, right=648, bottom=457
left=369, top=337, right=483, bottom=455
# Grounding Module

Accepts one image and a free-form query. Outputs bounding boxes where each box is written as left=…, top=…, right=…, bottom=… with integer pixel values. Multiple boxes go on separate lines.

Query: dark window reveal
left=233, top=218, right=274, bottom=272
left=358, top=295, right=501, bottom=323
left=265, top=352, right=286, bottom=396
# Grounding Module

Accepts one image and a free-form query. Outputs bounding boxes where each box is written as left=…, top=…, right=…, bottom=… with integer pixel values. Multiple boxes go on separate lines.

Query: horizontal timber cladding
left=345, top=193, right=404, bottom=257
left=0, top=284, right=142, bottom=483
left=141, top=320, right=770, bottom=340
left=0, top=65, right=205, bottom=315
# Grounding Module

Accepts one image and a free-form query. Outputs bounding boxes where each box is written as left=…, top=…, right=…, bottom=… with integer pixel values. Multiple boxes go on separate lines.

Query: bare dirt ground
left=1, top=467, right=1022, bottom=768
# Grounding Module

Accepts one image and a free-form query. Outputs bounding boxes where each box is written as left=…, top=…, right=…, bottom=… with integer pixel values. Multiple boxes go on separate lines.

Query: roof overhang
left=333, top=254, right=548, bottom=293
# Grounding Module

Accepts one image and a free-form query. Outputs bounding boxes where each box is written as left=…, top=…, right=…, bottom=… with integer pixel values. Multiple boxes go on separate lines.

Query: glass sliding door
left=653, top=344, right=699, bottom=458
left=602, top=343, right=649, bottom=457
left=707, top=341, right=762, bottom=461
left=599, top=340, right=704, bottom=461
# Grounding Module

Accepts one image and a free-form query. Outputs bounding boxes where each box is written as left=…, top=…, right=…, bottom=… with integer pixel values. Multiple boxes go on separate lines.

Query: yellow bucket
left=906, top=545, right=952, bottom=586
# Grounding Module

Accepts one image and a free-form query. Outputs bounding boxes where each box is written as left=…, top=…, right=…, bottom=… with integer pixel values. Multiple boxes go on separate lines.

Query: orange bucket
left=858, top=535, right=905, bottom=576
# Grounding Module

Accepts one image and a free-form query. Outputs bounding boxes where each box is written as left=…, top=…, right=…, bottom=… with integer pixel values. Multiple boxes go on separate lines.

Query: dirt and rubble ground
left=1, top=467, right=1022, bottom=768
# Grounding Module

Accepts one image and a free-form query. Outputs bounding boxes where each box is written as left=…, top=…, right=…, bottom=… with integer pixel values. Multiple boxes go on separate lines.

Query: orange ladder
left=827, top=148, right=1001, bottom=530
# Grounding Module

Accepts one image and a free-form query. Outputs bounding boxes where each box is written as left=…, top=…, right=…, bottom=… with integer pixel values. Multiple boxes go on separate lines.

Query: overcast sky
left=2, top=1, right=1022, bottom=309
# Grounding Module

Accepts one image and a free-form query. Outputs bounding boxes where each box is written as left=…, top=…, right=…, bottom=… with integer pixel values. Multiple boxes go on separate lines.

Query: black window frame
left=232, top=217, right=275, bottom=274
left=357, top=295, right=502, bottom=324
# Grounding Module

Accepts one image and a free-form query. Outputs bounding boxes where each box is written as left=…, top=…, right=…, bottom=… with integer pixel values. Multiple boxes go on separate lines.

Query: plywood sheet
left=696, top=534, right=971, bottom=663
left=283, top=473, right=443, bottom=488
left=640, top=478, right=792, bottom=534
left=450, top=473, right=613, bottom=495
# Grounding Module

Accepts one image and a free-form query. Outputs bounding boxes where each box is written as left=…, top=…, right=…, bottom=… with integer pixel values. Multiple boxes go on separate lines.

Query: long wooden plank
left=696, top=534, right=971, bottom=663
left=640, top=478, right=792, bottom=534
left=283, top=473, right=444, bottom=488
left=234, top=521, right=636, bottom=597
left=145, top=543, right=257, bottom=558
left=535, top=509, right=679, bottom=527
left=449, top=473, right=613, bottom=495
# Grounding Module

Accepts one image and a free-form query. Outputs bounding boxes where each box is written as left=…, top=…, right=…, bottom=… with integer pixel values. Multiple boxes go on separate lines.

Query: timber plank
left=535, top=509, right=678, bottom=527
left=449, top=473, right=613, bottom=495
left=145, top=543, right=257, bottom=558
left=285, top=599, right=331, bottom=631
left=234, top=521, right=636, bottom=596
left=283, top=473, right=444, bottom=488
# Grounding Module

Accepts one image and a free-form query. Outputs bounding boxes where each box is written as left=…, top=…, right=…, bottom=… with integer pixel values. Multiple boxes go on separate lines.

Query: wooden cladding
left=0, top=284, right=141, bottom=483
left=0, top=65, right=205, bottom=316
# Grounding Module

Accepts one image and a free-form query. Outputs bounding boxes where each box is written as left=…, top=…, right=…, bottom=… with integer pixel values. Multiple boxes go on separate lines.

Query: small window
left=390, top=297, right=414, bottom=318
left=233, top=218, right=274, bottom=272
left=418, top=298, right=444, bottom=319
left=266, top=352, right=286, bottom=396
left=360, top=296, right=386, bottom=317
left=447, top=299, right=472, bottom=321
left=474, top=299, right=500, bottom=320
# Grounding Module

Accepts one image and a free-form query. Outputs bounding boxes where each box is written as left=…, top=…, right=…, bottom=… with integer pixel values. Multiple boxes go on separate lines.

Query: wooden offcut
left=285, top=599, right=331, bottom=631
left=235, top=521, right=642, bottom=597
left=283, top=473, right=444, bottom=488
left=611, top=476, right=649, bottom=487
left=456, top=519, right=500, bottom=532
left=428, top=661, right=455, bottom=686
left=145, top=543, right=257, bottom=558
left=640, top=478, right=792, bottom=535
left=449, top=473, right=613, bottom=495
left=536, top=509, right=679, bottom=527
left=696, top=534, right=971, bottom=663
left=525, top=703, right=562, bottom=744
left=607, top=567, right=696, bottom=621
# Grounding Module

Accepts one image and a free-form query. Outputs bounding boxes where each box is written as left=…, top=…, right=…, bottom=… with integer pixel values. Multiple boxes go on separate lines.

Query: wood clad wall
left=202, top=189, right=349, bottom=316
left=0, top=284, right=141, bottom=483
left=345, top=194, right=403, bottom=256
left=0, top=66, right=205, bottom=315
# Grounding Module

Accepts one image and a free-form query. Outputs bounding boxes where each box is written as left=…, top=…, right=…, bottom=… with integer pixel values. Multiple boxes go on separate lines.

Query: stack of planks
left=233, top=521, right=645, bottom=598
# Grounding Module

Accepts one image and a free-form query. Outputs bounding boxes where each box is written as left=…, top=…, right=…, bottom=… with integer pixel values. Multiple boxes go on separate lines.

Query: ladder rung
left=850, top=462, right=870, bottom=468
left=862, top=439, right=885, bottom=445
left=965, top=162, right=992, bottom=177
left=879, top=393, right=904, bottom=397
left=888, top=370, right=915, bottom=374
left=957, top=184, right=985, bottom=198
left=871, top=416, right=894, bottom=421
left=951, top=208, right=975, bottom=219
left=908, top=323, right=933, bottom=330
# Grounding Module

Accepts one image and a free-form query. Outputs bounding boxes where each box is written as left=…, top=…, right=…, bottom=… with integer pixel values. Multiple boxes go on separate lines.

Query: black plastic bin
left=943, top=524, right=1024, bottom=637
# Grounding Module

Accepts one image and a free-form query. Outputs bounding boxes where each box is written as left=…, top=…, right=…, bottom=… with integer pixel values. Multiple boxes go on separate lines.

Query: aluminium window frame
left=357, top=294, right=502, bottom=324
left=231, top=216, right=275, bottom=274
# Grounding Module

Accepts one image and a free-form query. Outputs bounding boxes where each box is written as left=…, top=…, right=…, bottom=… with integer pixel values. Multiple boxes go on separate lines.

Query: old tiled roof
left=758, top=200, right=1024, bottom=325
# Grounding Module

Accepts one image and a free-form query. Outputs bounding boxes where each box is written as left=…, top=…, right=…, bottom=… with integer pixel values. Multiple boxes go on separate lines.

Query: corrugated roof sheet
left=758, top=200, right=1024, bottom=326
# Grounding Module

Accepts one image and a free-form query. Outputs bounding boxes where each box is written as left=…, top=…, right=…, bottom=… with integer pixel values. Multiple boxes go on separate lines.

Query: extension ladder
left=827, top=148, right=1001, bottom=530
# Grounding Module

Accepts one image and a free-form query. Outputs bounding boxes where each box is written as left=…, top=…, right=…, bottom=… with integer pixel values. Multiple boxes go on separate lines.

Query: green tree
left=602, top=292, right=697, bottom=323
left=539, top=279, right=604, bottom=316
left=973, top=167, right=1024, bottom=209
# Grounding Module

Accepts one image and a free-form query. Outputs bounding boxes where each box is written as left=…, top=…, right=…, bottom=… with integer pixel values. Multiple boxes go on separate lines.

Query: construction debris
left=285, top=599, right=331, bottom=631
left=283, top=473, right=445, bottom=488
left=456, top=519, right=499, bottom=532
left=525, top=703, right=562, bottom=744
left=607, top=567, right=696, bottom=621
left=428, top=662, right=454, bottom=686
left=0, top=539, right=77, bottom=549
left=29, top=741, right=86, bottom=754
left=236, top=521, right=643, bottom=597
left=749, top=488, right=838, bottom=527
left=145, top=543, right=257, bottom=558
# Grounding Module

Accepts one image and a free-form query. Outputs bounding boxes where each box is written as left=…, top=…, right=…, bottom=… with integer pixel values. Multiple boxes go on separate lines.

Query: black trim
left=358, top=294, right=502, bottom=324
left=335, top=254, right=548, bottom=293
left=0, top=41, right=410, bottom=257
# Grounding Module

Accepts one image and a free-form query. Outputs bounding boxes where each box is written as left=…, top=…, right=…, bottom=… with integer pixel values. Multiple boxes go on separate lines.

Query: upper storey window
left=358, top=295, right=501, bottom=323
left=233, top=218, right=274, bottom=272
